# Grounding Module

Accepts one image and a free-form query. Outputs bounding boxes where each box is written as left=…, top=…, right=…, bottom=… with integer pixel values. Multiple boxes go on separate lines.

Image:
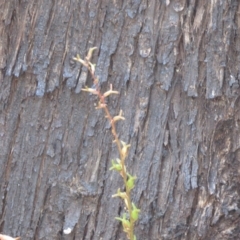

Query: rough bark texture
left=1, top=0, right=240, bottom=239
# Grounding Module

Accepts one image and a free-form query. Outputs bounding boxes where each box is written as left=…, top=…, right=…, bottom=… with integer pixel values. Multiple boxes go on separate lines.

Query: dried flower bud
left=95, top=102, right=107, bottom=109
left=73, top=55, right=88, bottom=67
left=121, top=141, right=131, bottom=159
left=86, top=47, right=97, bottom=61
left=113, top=115, right=125, bottom=122
left=103, top=90, right=119, bottom=98
left=103, top=84, right=119, bottom=97
left=81, top=87, right=98, bottom=94
left=89, top=62, right=96, bottom=74
left=113, top=110, right=125, bottom=122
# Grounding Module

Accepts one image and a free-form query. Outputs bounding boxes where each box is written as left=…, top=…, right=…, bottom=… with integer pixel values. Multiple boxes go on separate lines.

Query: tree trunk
left=1, top=0, right=240, bottom=239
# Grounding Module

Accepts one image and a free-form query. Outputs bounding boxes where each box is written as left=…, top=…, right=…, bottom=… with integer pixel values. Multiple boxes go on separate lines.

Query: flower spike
left=74, top=47, right=139, bottom=240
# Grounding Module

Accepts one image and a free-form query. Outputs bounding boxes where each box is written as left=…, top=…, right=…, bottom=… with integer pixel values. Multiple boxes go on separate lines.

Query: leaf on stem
left=126, top=174, right=137, bottom=191
left=115, top=213, right=131, bottom=233
left=112, top=188, right=127, bottom=200
left=110, top=159, right=122, bottom=171
left=131, top=203, right=140, bottom=222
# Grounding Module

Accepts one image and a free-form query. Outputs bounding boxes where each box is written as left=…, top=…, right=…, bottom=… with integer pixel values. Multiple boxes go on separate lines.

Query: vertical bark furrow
left=1, top=1, right=240, bottom=239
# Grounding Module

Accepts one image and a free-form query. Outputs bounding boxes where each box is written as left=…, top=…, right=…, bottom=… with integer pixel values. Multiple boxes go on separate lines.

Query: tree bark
left=1, top=0, right=240, bottom=239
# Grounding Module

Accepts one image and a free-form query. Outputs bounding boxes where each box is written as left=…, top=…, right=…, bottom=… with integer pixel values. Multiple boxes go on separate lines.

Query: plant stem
left=83, top=56, right=136, bottom=240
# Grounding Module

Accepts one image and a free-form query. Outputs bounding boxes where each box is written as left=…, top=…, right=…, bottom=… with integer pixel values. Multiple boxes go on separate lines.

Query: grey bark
left=1, top=0, right=240, bottom=239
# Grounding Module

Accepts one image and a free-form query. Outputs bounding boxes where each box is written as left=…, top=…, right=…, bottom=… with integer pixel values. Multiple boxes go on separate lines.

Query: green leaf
left=115, top=213, right=131, bottom=231
left=109, top=159, right=122, bottom=171
left=126, top=174, right=137, bottom=191
left=112, top=188, right=127, bottom=199
left=131, top=202, right=140, bottom=222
